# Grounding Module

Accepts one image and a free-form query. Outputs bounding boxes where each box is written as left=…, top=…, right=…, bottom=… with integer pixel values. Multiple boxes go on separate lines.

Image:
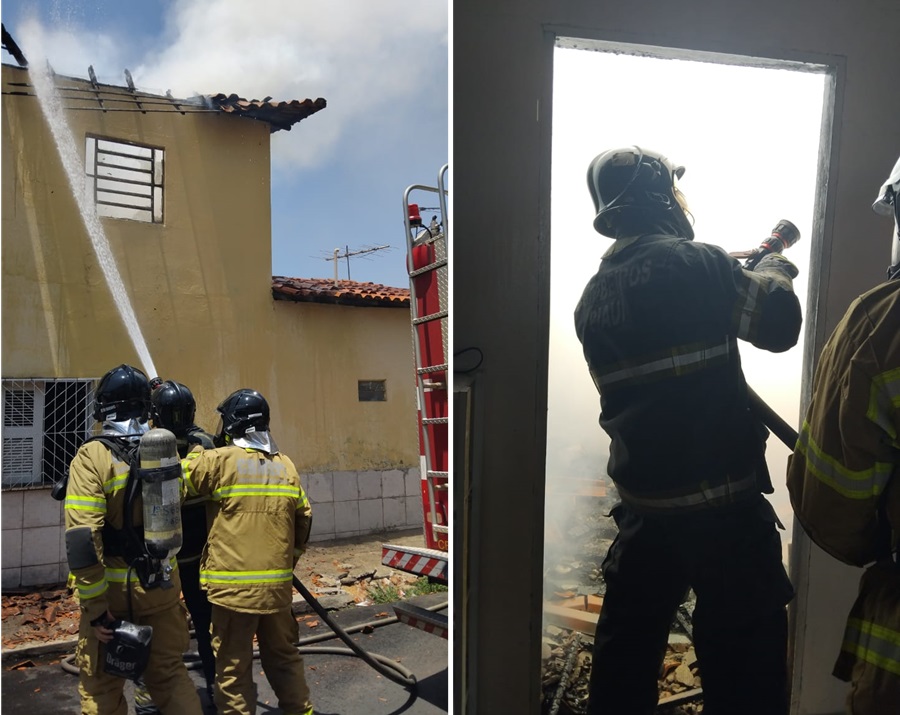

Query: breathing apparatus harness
left=60, top=433, right=175, bottom=594
left=56, top=429, right=184, bottom=680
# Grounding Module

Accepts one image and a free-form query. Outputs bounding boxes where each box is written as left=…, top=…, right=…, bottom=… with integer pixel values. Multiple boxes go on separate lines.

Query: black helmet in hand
left=587, top=146, right=694, bottom=240
left=150, top=381, right=196, bottom=438
left=94, top=364, right=150, bottom=422
left=215, top=389, right=270, bottom=444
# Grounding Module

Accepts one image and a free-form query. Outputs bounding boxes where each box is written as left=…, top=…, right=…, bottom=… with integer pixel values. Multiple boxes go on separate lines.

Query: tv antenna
left=324, top=244, right=391, bottom=283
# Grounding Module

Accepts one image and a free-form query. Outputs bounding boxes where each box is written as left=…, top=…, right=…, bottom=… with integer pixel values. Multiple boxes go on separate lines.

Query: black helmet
left=215, top=389, right=270, bottom=441
left=586, top=146, right=694, bottom=240
left=94, top=364, right=150, bottom=422
left=150, top=381, right=196, bottom=438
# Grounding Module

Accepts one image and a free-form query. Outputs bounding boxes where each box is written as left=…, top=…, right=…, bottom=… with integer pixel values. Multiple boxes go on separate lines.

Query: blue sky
left=1, top=0, right=448, bottom=288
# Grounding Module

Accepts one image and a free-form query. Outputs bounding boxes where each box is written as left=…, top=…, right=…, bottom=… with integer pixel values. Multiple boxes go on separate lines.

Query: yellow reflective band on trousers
left=200, top=569, right=294, bottom=586
left=842, top=617, right=900, bottom=676
left=590, top=337, right=734, bottom=390
left=795, top=421, right=894, bottom=499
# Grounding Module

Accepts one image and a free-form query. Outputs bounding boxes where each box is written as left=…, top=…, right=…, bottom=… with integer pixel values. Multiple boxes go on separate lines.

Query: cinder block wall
left=0, top=467, right=424, bottom=590
left=1, top=490, right=70, bottom=588
left=305, top=467, right=424, bottom=542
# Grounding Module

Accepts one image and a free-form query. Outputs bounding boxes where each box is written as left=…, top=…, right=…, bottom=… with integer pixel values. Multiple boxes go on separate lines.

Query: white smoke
left=13, top=1, right=448, bottom=170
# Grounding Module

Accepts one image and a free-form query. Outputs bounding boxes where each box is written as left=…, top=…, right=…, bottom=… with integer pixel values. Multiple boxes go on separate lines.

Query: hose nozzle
left=762, top=219, right=801, bottom=254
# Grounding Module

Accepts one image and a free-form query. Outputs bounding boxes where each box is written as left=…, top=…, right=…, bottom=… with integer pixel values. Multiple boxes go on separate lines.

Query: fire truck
left=381, top=165, right=450, bottom=639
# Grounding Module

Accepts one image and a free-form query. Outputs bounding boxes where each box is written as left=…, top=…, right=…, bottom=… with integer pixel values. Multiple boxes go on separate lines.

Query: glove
left=753, top=252, right=799, bottom=280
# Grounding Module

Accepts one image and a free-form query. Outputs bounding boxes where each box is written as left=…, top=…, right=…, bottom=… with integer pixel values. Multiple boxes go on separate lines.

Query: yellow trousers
left=210, top=604, right=313, bottom=715
left=75, top=601, right=202, bottom=715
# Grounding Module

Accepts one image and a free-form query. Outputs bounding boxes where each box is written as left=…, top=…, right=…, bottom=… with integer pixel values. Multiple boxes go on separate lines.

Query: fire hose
left=734, top=219, right=803, bottom=450
left=60, top=575, right=448, bottom=692
left=748, top=385, right=800, bottom=449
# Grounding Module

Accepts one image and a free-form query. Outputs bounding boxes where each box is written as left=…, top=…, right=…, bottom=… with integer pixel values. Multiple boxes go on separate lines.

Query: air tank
left=138, top=428, right=183, bottom=562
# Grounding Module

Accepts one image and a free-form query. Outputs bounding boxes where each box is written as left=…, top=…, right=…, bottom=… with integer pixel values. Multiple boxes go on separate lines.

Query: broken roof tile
left=204, top=93, right=327, bottom=132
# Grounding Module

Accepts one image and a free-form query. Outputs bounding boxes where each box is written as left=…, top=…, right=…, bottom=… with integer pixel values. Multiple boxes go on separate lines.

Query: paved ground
left=1, top=593, right=448, bottom=715
left=1, top=530, right=449, bottom=714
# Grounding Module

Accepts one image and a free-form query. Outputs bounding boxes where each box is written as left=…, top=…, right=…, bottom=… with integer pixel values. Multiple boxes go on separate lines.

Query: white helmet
left=872, top=155, right=900, bottom=217
left=873, top=154, right=900, bottom=278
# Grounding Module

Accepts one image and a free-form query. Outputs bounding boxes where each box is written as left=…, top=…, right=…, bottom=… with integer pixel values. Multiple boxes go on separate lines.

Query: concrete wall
left=0, top=470, right=423, bottom=589
left=1, top=63, right=422, bottom=589
left=453, top=1, right=900, bottom=714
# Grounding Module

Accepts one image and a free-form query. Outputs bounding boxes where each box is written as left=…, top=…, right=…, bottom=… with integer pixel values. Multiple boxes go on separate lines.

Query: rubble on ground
left=1, top=589, right=81, bottom=649
left=2, top=548, right=430, bottom=650
left=541, top=477, right=703, bottom=714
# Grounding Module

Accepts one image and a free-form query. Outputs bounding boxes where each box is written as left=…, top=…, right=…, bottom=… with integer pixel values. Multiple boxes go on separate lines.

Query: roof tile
left=272, top=277, right=409, bottom=308
left=205, top=93, right=327, bottom=133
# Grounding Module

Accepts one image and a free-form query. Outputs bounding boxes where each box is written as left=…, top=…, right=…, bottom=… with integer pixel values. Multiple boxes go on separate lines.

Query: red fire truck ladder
left=382, top=164, right=449, bottom=639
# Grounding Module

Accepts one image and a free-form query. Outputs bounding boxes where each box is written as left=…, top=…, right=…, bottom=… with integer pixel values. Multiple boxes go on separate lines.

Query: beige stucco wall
left=2, top=64, right=276, bottom=394
left=270, top=300, right=418, bottom=472
left=1, top=63, right=418, bottom=472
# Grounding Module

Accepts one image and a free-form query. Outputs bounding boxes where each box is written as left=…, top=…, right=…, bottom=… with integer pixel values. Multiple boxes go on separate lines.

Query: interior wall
left=453, top=1, right=900, bottom=713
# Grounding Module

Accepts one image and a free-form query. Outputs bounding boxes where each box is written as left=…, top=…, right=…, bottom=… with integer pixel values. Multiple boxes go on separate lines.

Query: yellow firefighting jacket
left=184, top=445, right=312, bottom=614
left=787, top=278, right=900, bottom=698
left=64, top=439, right=182, bottom=624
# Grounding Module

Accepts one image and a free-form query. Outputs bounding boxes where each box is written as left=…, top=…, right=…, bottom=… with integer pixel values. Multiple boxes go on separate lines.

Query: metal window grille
left=358, top=380, right=387, bottom=402
left=85, top=135, right=164, bottom=223
left=1, top=379, right=95, bottom=489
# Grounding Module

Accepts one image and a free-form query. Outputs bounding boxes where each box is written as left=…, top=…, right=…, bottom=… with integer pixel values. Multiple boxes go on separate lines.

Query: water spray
left=27, top=56, right=157, bottom=378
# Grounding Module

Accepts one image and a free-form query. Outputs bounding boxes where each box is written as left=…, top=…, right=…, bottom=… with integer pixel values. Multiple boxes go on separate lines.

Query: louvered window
left=85, top=135, right=164, bottom=223
left=2, top=379, right=95, bottom=489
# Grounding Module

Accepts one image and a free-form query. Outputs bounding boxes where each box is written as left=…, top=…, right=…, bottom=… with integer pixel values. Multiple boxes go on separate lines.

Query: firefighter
left=184, top=388, right=314, bottom=715
left=64, top=364, right=202, bottom=715
left=148, top=380, right=218, bottom=709
left=787, top=155, right=900, bottom=714
left=575, top=147, right=802, bottom=715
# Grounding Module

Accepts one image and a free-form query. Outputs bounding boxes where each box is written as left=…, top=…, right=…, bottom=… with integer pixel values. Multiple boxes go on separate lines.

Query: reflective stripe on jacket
left=64, top=439, right=183, bottom=622
left=178, top=447, right=210, bottom=564
left=788, top=279, right=900, bottom=712
left=574, top=233, right=801, bottom=512
left=185, top=445, right=312, bottom=613
left=787, top=279, right=900, bottom=567
left=832, top=560, right=900, bottom=712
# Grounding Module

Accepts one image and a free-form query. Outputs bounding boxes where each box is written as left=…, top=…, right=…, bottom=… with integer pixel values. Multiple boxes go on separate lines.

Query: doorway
left=542, top=39, right=829, bottom=711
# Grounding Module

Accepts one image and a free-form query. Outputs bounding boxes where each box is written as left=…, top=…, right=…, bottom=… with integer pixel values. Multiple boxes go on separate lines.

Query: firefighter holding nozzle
left=63, top=364, right=202, bottom=715
left=574, top=147, right=802, bottom=714
left=787, top=155, right=900, bottom=714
